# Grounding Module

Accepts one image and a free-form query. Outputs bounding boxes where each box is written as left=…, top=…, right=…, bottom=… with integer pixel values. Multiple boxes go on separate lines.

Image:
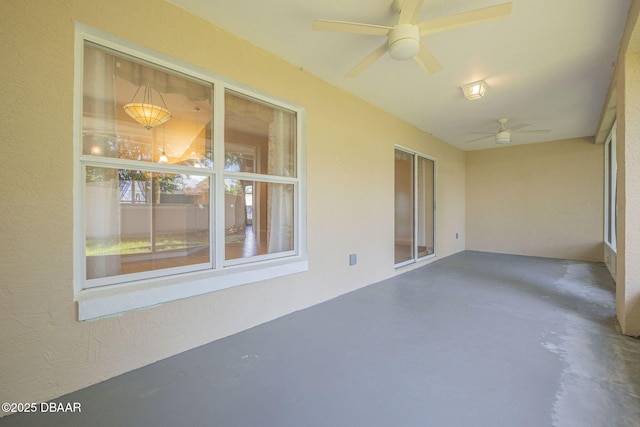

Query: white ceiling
left=166, top=0, right=630, bottom=150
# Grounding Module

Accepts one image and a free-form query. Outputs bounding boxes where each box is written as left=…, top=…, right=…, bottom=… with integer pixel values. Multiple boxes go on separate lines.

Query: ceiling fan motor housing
left=388, top=24, right=420, bottom=60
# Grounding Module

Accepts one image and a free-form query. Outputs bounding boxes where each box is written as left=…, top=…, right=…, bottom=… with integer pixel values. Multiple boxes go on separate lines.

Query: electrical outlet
left=349, top=254, right=357, bottom=266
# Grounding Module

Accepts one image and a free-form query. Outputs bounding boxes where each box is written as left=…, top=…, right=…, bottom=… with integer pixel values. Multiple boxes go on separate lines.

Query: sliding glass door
left=394, top=149, right=414, bottom=264
left=394, top=148, right=435, bottom=267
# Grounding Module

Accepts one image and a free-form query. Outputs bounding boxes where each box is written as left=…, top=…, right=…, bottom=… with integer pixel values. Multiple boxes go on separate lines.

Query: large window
left=604, top=122, right=617, bottom=250
left=82, top=42, right=214, bottom=286
left=394, top=148, right=435, bottom=267
left=75, top=28, right=306, bottom=319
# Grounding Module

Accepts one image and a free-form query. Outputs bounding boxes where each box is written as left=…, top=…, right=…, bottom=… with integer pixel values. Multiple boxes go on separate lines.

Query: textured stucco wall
left=0, top=0, right=465, bottom=407
left=614, top=0, right=640, bottom=336
left=617, top=53, right=640, bottom=335
left=466, top=138, right=604, bottom=262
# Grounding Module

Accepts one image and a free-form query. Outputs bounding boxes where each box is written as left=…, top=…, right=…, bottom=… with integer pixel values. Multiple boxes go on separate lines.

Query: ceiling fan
left=312, top=0, right=513, bottom=77
left=465, top=118, right=551, bottom=145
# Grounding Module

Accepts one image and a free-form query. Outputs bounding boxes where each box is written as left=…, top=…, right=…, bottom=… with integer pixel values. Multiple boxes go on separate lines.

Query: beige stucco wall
left=465, top=138, right=604, bottom=262
left=616, top=52, right=640, bottom=335
left=0, top=0, right=465, bottom=407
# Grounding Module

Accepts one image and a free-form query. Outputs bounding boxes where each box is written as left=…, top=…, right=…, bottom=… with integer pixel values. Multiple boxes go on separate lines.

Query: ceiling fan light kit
left=388, top=24, right=420, bottom=60
left=495, top=131, right=511, bottom=144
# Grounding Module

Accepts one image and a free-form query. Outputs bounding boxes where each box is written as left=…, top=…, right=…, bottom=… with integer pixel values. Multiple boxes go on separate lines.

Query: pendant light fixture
left=159, top=150, right=168, bottom=164
left=158, top=124, right=168, bottom=164
left=124, top=85, right=172, bottom=129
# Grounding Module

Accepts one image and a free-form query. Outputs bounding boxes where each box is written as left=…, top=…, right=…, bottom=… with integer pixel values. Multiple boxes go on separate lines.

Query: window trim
left=73, top=23, right=307, bottom=320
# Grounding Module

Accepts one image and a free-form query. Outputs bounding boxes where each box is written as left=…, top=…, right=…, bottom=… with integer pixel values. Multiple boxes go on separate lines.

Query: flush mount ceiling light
left=124, top=85, right=172, bottom=129
left=461, top=80, right=487, bottom=100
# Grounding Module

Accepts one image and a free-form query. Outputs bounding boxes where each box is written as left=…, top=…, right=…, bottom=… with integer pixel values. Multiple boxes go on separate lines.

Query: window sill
left=76, top=257, right=308, bottom=321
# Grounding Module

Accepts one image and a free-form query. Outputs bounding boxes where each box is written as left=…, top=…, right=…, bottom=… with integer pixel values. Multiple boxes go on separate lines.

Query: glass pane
left=607, top=141, right=613, bottom=244
left=224, top=91, right=296, bottom=177
left=394, top=149, right=414, bottom=264
left=417, top=156, right=435, bottom=258
left=610, top=132, right=617, bottom=249
left=82, top=42, right=213, bottom=167
left=225, top=179, right=294, bottom=260
left=85, top=167, right=210, bottom=280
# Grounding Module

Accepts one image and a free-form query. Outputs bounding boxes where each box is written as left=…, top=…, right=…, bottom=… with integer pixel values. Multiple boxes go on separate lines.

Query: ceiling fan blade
left=513, top=129, right=551, bottom=134
left=312, top=19, right=391, bottom=36
left=414, top=43, right=442, bottom=74
left=418, top=2, right=513, bottom=36
left=507, top=123, right=529, bottom=131
left=345, top=42, right=389, bottom=78
left=398, top=0, right=424, bottom=24
left=468, top=132, right=495, bottom=135
left=464, top=134, right=494, bottom=144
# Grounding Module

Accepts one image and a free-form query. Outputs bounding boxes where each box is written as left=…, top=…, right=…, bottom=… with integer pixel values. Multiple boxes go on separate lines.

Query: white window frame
left=604, top=121, right=617, bottom=251
left=394, top=146, right=437, bottom=269
left=73, top=24, right=307, bottom=320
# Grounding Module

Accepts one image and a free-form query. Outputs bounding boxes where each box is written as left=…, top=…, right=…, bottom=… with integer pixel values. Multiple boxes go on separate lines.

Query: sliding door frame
left=394, top=146, right=437, bottom=268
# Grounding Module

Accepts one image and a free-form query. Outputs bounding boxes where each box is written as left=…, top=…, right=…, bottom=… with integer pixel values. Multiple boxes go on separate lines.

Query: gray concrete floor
left=3, top=251, right=640, bottom=427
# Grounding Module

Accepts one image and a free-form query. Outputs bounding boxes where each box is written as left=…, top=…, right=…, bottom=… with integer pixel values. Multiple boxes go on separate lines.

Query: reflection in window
left=82, top=42, right=213, bottom=283
left=85, top=167, right=210, bottom=280
left=224, top=92, right=296, bottom=176
left=82, top=42, right=212, bottom=167
left=224, top=180, right=294, bottom=260
left=224, top=91, right=297, bottom=262
left=79, top=39, right=303, bottom=294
